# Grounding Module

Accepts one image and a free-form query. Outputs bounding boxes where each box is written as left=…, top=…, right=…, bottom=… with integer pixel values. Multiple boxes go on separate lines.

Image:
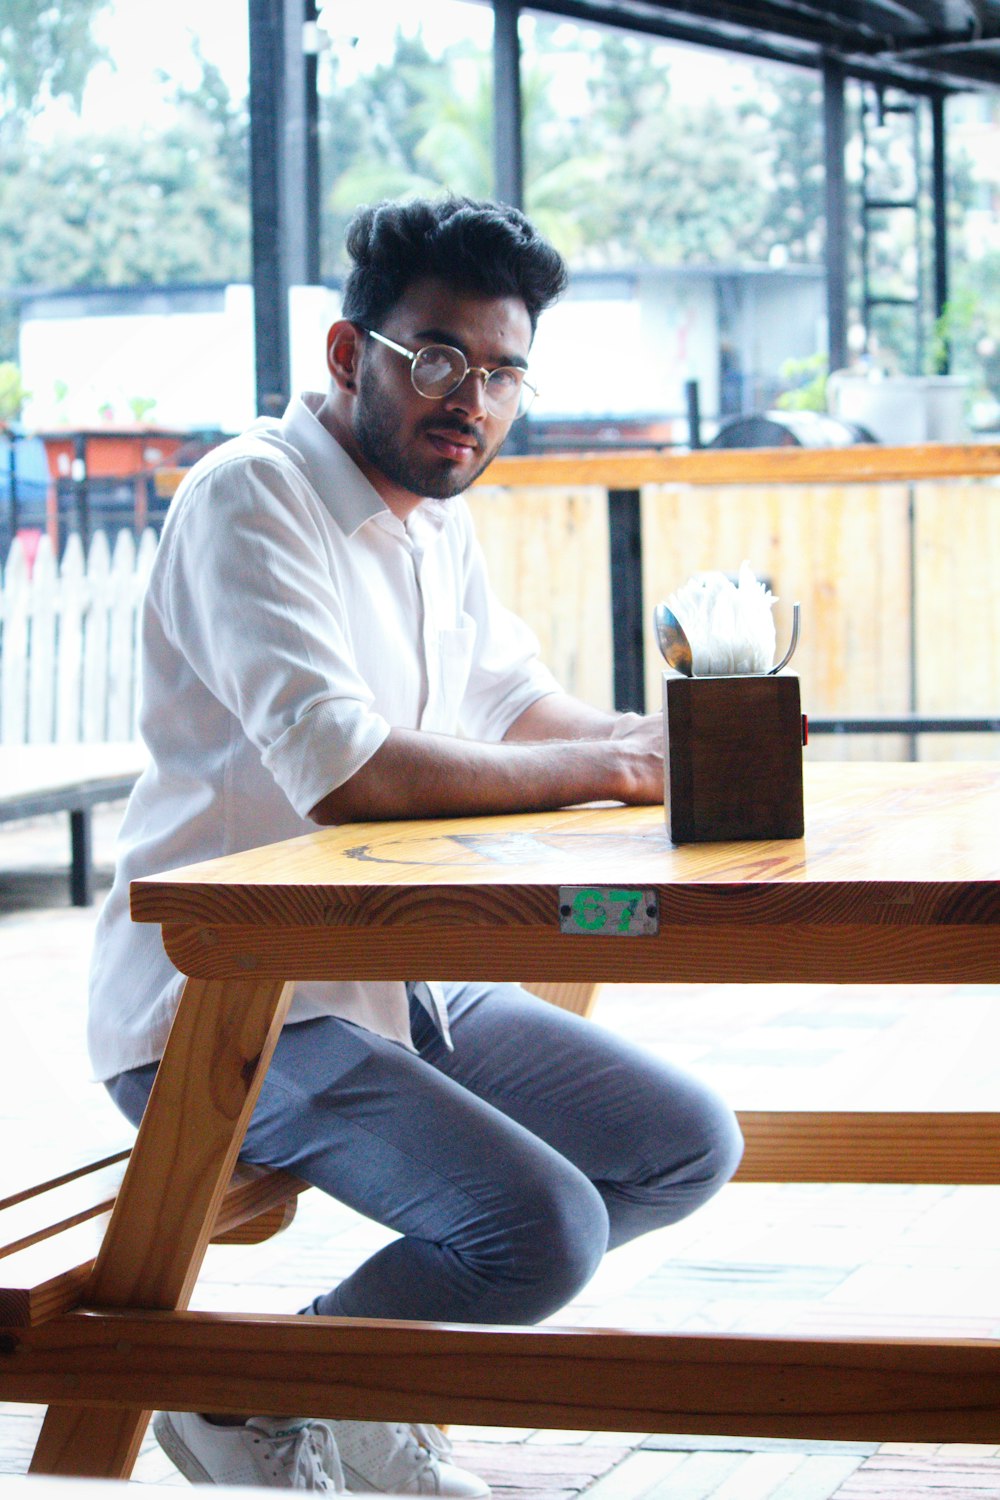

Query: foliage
left=0, top=45, right=251, bottom=358
left=318, top=23, right=829, bottom=275
left=0, top=360, right=28, bottom=421
left=0, top=0, right=110, bottom=126
left=775, top=352, right=828, bottom=411
left=933, top=274, right=1000, bottom=400
left=128, top=395, right=158, bottom=423
left=0, top=127, right=249, bottom=289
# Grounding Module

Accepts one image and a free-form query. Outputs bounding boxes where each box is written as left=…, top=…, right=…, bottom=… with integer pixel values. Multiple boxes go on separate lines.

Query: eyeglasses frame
left=360, top=327, right=538, bottom=419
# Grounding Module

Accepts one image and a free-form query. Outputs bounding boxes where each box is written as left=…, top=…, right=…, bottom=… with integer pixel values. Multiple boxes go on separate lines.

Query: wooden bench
left=0, top=743, right=146, bottom=905
left=6, top=964, right=1000, bottom=1479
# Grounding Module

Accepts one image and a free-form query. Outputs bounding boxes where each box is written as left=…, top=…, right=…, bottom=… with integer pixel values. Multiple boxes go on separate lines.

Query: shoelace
left=410, top=1423, right=453, bottom=1462
left=256, top=1421, right=344, bottom=1491
left=386, top=1423, right=439, bottom=1488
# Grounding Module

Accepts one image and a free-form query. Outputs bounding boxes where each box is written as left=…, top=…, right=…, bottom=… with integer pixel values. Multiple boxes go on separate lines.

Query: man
left=90, top=197, right=742, bottom=1494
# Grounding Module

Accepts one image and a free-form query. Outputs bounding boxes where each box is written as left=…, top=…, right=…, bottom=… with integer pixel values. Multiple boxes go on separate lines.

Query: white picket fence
left=0, top=528, right=157, bottom=745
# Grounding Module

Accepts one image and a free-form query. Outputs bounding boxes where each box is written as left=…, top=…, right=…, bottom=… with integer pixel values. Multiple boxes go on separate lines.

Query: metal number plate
left=558, top=886, right=659, bottom=936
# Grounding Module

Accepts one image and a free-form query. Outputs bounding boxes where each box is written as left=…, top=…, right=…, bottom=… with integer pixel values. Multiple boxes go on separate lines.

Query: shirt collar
left=282, top=392, right=449, bottom=539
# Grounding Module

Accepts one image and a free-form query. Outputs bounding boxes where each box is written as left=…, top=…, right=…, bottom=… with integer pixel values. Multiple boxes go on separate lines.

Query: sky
left=69, top=0, right=494, bottom=130
left=56, top=0, right=748, bottom=136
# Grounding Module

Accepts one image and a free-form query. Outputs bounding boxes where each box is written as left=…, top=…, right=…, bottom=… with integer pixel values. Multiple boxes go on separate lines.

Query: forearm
left=502, top=691, right=643, bottom=743
left=309, top=723, right=658, bottom=824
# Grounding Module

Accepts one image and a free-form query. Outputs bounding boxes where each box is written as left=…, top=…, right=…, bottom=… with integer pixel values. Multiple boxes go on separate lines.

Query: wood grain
left=7, top=1309, right=1000, bottom=1443
left=153, top=444, right=1000, bottom=503
left=525, top=981, right=601, bottom=1017
left=125, top=765, right=1000, bottom=985
left=640, top=481, right=914, bottom=742
left=478, top=443, right=1000, bottom=490
left=915, top=479, right=1000, bottom=763
left=29, top=976, right=293, bottom=1476
left=1, top=1164, right=307, bottom=1329
left=130, top=764, right=1000, bottom=914
left=466, top=483, right=613, bottom=711
left=733, top=1112, right=1000, bottom=1184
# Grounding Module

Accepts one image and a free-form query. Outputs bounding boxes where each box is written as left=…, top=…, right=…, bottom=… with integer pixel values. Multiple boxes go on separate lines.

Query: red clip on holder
left=662, top=672, right=805, bottom=843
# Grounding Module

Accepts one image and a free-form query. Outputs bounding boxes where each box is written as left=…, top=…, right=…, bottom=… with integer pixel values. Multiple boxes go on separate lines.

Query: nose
left=443, top=366, right=489, bottom=421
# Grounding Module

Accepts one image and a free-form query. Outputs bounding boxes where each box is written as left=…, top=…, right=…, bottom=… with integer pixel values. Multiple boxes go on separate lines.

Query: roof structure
left=528, top=0, right=1000, bottom=90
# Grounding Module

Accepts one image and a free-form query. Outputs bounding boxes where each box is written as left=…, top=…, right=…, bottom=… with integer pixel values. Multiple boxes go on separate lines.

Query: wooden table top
left=130, top=763, right=1000, bottom=987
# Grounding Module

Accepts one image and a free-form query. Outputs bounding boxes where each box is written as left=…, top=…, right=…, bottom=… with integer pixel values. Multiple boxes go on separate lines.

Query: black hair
left=341, top=195, right=568, bottom=335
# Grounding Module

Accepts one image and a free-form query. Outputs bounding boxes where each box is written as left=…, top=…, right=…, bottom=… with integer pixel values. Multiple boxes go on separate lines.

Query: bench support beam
left=6, top=1309, right=1000, bottom=1445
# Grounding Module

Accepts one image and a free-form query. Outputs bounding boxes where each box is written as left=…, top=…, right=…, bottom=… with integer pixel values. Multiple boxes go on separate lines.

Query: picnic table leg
left=29, top=973, right=294, bottom=1478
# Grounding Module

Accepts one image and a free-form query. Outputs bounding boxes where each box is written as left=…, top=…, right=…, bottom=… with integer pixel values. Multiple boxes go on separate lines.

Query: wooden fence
left=4, top=441, right=1000, bottom=757
left=470, top=444, right=1000, bottom=762
left=0, top=528, right=156, bottom=746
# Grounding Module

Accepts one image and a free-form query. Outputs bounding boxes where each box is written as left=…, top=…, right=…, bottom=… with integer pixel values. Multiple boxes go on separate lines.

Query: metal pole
left=931, top=91, right=949, bottom=371
left=822, top=56, right=848, bottom=375
left=608, top=489, right=646, bottom=714
left=283, top=0, right=320, bottom=288
left=493, top=0, right=525, bottom=208
left=685, top=380, right=702, bottom=449
left=249, top=0, right=291, bottom=417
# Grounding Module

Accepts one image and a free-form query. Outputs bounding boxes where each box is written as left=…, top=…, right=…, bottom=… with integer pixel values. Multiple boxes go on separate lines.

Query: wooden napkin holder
left=662, top=672, right=806, bottom=843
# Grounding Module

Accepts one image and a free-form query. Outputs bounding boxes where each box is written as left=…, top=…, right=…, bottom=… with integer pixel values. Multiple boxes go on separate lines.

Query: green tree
left=756, top=70, right=825, bottom=264
left=0, top=0, right=110, bottom=127
left=0, top=48, right=250, bottom=360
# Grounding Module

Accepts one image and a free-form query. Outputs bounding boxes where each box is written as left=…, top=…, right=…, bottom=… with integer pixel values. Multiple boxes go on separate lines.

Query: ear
left=326, top=320, right=361, bottom=393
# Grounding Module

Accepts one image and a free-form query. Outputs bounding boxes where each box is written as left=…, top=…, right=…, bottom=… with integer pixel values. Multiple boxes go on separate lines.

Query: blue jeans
left=107, top=983, right=742, bottom=1325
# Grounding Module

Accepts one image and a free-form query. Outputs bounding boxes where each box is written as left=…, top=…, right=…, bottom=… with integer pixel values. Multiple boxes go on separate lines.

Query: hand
left=609, top=712, right=665, bottom=804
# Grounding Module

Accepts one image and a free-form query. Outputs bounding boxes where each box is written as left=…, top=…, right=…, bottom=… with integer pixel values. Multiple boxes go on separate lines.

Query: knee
left=669, top=1085, right=744, bottom=1202
left=701, top=1097, right=744, bottom=1192
left=497, top=1163, right=610, bottom=1321
left=607, top=1086, right=743, bottom=1246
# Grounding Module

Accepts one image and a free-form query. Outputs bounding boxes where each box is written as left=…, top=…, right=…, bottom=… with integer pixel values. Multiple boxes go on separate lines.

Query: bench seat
left=0, top=742, right=147, bottom=905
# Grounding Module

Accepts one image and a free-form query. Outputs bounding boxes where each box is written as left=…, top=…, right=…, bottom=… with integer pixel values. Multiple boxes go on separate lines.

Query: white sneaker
left=328, top=1421, right=489, bottom=1496
left=153, top=1410, right=345, bottom=1489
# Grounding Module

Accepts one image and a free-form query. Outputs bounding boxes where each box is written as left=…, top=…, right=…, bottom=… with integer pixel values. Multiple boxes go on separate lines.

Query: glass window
left=943, top=92, right=1000, bottom=434
left=517, top=14, right=828, bottom=441
left=317, top=0, right=494, bottom=281
left=3, top=0, right=251, bottom=434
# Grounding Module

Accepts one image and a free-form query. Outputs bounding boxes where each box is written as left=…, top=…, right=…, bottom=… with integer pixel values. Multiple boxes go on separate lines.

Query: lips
left=424, top=425, right=482, bottom=462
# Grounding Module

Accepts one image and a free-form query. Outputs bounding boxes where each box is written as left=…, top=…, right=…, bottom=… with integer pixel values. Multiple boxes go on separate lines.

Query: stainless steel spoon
left=769, top=601, right=801, bottom=675
left=653, top=602, right=693, bottom=676
left=655, top=598, right=801, bottom=676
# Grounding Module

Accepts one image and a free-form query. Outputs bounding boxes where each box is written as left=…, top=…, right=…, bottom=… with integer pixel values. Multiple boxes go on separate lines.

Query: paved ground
left=3, top=802, right=1000, bottom=1497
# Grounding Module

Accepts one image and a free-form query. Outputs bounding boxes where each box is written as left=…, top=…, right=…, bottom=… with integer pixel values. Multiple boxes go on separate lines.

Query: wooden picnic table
left=12, top=759, right=1000, bottom=1476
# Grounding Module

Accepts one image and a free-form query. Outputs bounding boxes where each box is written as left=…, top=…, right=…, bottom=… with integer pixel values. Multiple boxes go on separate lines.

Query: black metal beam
left=493, top=0, right=525, bottom=207
left=514, top=0, right=992, bottom=90
left=249, top=0, right=289, bottom=417
left=248, top=0, right=319, bottom=418
left=283, top=0, right=321, bottom=288
left=607, top=489, right=646, bottom=714
left=930, top=89, right=949, bottom=366
left=808, top=715, right=1000, bottom=733
left=822, top=56, right=849, bottom=375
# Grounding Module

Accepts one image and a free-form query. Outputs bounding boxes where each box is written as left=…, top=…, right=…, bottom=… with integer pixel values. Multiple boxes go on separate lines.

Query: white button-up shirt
left=87, top=393, right=558, bottom=1081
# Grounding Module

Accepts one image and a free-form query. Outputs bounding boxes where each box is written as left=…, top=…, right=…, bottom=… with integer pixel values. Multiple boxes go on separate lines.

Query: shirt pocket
left=424, top=614, right=477, bottom=732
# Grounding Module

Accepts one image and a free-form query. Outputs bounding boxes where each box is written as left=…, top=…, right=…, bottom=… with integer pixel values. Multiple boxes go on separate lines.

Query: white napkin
left=666, top=562, right=776, bottom=676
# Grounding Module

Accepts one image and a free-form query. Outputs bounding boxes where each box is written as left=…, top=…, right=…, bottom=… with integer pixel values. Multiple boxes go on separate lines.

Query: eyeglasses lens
left=411, top=345, right=528, bottom=419
left=412, top=346, right=465, bottom=398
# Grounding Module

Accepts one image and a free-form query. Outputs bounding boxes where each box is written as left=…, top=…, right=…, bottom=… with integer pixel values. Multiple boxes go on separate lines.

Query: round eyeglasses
left=362, top=328, right=537, bottom=420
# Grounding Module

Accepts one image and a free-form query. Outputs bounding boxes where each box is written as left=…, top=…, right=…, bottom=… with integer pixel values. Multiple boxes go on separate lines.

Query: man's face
left=351, top=277, right=533, bottom=502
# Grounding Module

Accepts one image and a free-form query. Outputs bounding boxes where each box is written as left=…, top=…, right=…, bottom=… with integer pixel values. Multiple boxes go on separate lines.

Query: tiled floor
left=2, top=804, right=1000, bottom=1496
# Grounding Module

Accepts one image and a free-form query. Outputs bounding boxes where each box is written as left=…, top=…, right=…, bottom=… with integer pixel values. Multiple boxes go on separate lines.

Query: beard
left=351, top=363, right=502, bottom=500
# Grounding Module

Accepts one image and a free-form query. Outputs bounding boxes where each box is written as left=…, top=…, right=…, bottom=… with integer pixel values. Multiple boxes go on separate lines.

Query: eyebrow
left=413, top=326, right=529, bottom=372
